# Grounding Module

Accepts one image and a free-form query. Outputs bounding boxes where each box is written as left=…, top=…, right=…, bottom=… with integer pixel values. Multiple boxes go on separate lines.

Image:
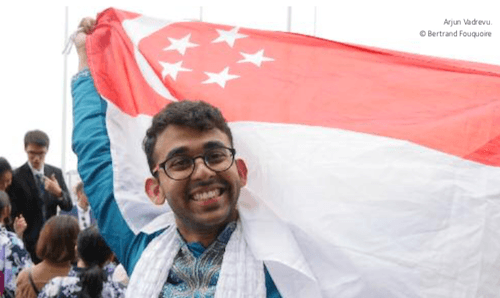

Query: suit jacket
left=8, top=162, right=73, bottom=263
left=60, top=205, right=97, bottom=229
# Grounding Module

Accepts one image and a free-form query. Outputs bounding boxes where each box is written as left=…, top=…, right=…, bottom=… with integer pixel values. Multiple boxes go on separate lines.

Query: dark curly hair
left=24, top=130, right=50, bottom=149
left=143, top=100, right=233, bottom=174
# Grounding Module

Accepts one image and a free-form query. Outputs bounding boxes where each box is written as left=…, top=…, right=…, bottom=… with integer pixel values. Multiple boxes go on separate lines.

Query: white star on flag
left=238, top=49, right=275, bottom=67
left=160, top=61, right=192, bottom=81
left=163, top=34, right=198, bottom=55
left=211, top=27, right=248, bottom=48
left=202, top=67, right=240, bottom=88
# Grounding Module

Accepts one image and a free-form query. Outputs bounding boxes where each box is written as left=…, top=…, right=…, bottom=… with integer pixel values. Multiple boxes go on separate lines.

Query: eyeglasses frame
left=153, top=146, right=236, bottom=181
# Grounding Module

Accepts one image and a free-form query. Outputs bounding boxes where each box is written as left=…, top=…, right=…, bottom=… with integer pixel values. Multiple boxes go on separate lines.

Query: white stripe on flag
left=105, top=99, right=500, bottom=297
left=232, top=122, right=500, bottom=297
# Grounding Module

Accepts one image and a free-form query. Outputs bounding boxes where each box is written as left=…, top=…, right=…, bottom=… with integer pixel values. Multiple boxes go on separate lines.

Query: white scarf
left=126, top=220, right=266, bottom=298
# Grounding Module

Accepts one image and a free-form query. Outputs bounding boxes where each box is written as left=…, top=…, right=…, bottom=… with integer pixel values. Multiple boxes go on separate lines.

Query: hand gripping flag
left=79, top=7, right=500, bottom=298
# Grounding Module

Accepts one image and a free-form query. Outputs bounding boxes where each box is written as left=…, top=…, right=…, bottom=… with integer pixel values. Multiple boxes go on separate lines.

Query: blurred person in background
left=8, top=130, right=73, bottom=263
left=0, top=157, right=13, bottom=192
left=38, top=227, right=126, bottom=298
left=0, top=191, right=32, bottom=298
left=1, top=157, right=27, bottom=236
left=60, top=181, right=96, bottom=230
left=15, top=215, right=79, bottom=298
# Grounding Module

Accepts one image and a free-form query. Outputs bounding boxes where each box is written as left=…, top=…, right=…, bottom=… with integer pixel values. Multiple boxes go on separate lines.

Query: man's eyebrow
left=164, top=147, right=189, bottom=160
left=163, top=141, right=229, bottom=161
left=203, top=141, right=228, bottom=150
left=27, top=150, right=46, bottom=154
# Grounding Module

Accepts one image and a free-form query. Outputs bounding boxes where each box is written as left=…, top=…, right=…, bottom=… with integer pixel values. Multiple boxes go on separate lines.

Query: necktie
left=35, top=174, right=45, bottom=196
left=36, top=173, right=47, bottom=222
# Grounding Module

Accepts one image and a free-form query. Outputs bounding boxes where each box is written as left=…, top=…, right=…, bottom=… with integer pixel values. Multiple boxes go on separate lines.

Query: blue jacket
left=60, top=206, right=97, bottom=228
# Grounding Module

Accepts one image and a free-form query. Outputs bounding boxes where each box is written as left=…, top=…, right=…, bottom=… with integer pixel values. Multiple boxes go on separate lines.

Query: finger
left=78, top=17, right=96, bottom=33
left=78, top=17, right=90, bottom=28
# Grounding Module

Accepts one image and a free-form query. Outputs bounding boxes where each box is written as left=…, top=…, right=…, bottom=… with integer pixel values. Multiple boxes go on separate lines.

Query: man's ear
left=235, top=159, right=248, bottom=187
left=145, top=177, right=165, bottom=205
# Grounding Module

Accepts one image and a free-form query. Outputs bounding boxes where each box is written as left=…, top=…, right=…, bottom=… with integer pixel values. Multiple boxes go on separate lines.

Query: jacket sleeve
left=71, top=68, right=160, bottom=275
left=55, top=168, right=73, bottom=211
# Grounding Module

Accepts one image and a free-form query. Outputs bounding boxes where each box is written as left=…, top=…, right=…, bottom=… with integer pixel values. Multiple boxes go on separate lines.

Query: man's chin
left=193, top=209, right=238, bottom=230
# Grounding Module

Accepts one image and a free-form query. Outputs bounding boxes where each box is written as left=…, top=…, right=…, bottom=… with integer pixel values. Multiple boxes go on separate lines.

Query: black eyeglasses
left=154, top=146, right=236, bottom=181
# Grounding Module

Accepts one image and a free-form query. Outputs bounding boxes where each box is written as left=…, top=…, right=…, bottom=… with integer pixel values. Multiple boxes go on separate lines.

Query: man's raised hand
left=74, top=17, right=96, bottom=71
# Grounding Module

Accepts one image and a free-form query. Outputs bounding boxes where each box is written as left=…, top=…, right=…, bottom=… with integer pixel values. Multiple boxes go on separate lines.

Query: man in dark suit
left=8, top=130, right=73, bottom=263
left=60, top=181, right=96, bottom=230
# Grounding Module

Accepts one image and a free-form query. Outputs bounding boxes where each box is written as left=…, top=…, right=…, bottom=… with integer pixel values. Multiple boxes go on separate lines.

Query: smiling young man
left=71, top=18, right=281, bottom=297
left=143, top=104, right=246, bottom=246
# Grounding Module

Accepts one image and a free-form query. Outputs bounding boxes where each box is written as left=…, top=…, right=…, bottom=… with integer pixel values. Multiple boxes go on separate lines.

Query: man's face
left=153, top=125, right=246, bottom=233
left=77, top=190, right=89, bottom=210
left=0, top=171, right=12, bottom=191
left=25, top=144, right=47, bottom=171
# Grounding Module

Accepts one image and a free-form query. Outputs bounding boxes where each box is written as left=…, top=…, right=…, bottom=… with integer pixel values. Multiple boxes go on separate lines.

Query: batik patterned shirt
left=0, top=226, right=33, bottom=295
left=67, top=262, right=115, bottom=278
left=158, top=221, right=281, bottom=298
left=38, top=276, right=126, bottom=298
left=159, top=222, right=236, bottom=298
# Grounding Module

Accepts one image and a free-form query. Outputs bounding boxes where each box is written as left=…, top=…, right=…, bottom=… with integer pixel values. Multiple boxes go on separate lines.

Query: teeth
left=193, top=189, right=220, bottom=201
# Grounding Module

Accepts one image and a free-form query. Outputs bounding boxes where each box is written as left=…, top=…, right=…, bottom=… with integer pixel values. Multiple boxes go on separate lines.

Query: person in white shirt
left=61, top=182, right=96, bottom=230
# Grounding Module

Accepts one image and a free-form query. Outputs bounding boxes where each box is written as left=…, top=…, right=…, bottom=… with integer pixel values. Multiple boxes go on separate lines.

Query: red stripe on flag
left=87, top=8, right=170, bottom=116
left=87, top=8, right=500, bottom=167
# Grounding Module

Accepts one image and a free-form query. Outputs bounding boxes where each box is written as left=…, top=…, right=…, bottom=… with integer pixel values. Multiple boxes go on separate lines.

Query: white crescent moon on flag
left=122, top=16, right=178, bottom=102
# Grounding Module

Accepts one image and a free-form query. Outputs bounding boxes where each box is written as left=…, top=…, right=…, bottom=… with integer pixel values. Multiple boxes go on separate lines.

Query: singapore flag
left=75, top=8, right=500, bottom=298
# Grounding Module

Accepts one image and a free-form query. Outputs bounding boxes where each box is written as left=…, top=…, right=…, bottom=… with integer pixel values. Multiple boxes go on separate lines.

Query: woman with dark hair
left=0, top=190, right=32, bottom=297
left=37, top=227, right=126, bottom=298
left=0, top=157, right=28, bottom=240
left=0, top=157, right=13, bottom=192
left=16, top=215, right=79, bottom=298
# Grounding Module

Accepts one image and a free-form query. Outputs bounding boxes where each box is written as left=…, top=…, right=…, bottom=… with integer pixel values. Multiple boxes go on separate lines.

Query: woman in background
left=0, top=157, right=26, bottom=237
left=0, top=157, right=13, bottom=192
left=0, top=191, right=32, bottom=297
left=38, top=226, right=126, bottom=298
left=16, top=216, right=79, bottom=298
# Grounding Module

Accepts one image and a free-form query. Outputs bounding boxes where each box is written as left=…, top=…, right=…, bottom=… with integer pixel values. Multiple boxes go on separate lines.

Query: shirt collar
left=177, top=221, right=237, bottom=257
left=77, top=204, right=90, bottom=213
left=28, top=162, right=44, bottom=176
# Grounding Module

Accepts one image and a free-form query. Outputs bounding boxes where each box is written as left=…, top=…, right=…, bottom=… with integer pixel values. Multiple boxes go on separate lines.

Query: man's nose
left=190, top=158, right=215, bottom=180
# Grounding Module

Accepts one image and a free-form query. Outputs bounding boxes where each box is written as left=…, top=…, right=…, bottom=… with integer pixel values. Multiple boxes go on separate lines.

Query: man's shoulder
left=12, top=162, right=30, bottom=177
left=60, top=206, right=78, bottom=216
left=11, top=163, right=32, bottom=190
left=44, top=164, right=63, bottom=173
